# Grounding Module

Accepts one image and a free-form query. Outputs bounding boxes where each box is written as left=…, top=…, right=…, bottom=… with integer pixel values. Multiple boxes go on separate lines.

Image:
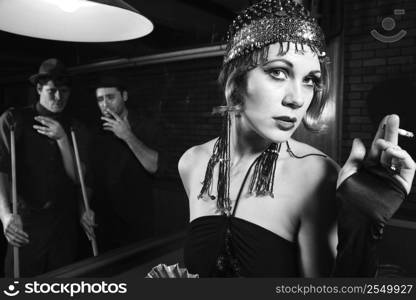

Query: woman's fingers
left=384, top=114, right=400, bottom=145
left=374, top=139, right=416, bottom=194
left=373, top=115, right=390, bottom=142
left=337, top=138, right=366, bottom=189
left=368, top=115, right=399, bottom=162
left=339, top=114, right=415, bottom=195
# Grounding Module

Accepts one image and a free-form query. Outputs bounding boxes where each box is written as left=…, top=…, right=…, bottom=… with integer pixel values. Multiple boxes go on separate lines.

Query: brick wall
left=343, top=0, right=416, bottom=162
left=342, top=0, right=416, bottom=211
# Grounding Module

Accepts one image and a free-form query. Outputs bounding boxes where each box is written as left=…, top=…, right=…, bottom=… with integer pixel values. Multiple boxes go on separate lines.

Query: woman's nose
left=282, top=83, right=304, bottom=109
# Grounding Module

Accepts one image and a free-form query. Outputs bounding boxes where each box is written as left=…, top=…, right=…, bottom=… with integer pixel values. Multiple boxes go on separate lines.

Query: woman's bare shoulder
left=287, top=139, right=340, bottom=177
left=289, top=140, right=339, bottom=276
left=285, top=140, right=340, bottom=209
left=178, top=138, right=217, bottom=179
left=289, top=140, right=338, bottom=235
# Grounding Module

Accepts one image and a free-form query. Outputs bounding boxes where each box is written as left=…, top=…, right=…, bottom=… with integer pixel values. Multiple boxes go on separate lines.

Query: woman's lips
left=273, top=116, right=297, bottom=131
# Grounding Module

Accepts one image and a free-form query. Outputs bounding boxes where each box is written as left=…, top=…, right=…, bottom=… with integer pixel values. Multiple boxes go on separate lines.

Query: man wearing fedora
left=89, top=75, right=165, bottom=252
left=0, top=58, right=94, bottom=276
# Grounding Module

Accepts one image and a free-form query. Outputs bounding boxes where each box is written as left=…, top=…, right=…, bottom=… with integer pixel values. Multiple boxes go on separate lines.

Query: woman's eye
left=304, top=78, right=314, bottom=86
left=268, top=69, right=288, bottom=80
left=304, top=76, right=322, bottom=88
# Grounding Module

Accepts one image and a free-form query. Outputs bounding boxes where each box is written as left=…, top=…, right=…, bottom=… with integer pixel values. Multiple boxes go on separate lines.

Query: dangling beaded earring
left=198, top=109, right=232, bottom=215
left=248, top=142, right=282, bottom=198
left=198, top=109, right=283, bottom=215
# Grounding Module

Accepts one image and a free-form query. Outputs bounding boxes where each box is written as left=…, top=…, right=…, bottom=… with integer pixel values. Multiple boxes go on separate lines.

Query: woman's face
left=240, top=42, right=321, bottom=143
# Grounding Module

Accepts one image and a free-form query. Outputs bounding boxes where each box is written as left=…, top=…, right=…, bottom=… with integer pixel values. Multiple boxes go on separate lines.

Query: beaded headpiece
left=224, top=0, right=326, bottom=64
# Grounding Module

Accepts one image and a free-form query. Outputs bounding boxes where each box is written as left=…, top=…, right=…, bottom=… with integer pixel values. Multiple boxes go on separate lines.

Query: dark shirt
left=0, top=103, right=87, bottom=213
left=91, top=110, right=165, bottom=245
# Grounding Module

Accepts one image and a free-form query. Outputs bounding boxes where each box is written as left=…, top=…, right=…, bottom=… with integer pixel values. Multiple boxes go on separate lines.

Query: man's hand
left=338, top=114, right=416, bottom=194
left=81, top=209, right=96, bottom=241
left=101, top=109, right=132, bottom=141
left=33, top=116, right=67, bottom=140
left=2, top=213, right=29, bottom=247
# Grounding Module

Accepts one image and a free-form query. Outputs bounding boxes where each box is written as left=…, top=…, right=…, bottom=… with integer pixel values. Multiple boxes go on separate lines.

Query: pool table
left=42, top=232, right=186, bottom=278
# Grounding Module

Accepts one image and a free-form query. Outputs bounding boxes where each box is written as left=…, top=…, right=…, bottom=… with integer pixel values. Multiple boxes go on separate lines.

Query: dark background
left=0, top=0, right=416, bottom=276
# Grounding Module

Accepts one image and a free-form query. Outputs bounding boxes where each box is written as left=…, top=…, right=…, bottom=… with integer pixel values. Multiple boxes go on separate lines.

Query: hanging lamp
left=0, top=0, right=153, bottom=42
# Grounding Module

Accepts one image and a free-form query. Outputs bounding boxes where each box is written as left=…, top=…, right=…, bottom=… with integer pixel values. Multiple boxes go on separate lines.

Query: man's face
left=96, top=87, right=127, bottom=117
left=37, top=80, right=70, bottom=113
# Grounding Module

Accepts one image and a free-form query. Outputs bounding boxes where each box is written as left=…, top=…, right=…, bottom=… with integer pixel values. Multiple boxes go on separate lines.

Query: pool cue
left=70, top=128, right=98, bottom=257
left=10, top=124, right=19, bottom=278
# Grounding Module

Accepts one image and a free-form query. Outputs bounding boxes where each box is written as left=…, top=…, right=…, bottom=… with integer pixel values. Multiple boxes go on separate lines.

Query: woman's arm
left=297, top=157, right=339, bottom=277
left=332, top=115, right=415, bottom=276
left=178, top=146, right=199, bottom=198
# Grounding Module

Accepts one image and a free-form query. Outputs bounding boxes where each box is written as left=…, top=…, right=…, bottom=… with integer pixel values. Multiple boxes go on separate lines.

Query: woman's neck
left=230, top=115, right=272, bottom=164
left=229, top=114, right=291, bottom=166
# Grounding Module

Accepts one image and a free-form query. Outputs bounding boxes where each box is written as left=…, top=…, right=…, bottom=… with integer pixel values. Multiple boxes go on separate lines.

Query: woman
left=178, top=0, right=415, bottom=277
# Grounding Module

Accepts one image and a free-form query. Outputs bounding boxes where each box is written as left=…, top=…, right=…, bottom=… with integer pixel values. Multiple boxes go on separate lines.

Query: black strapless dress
left=183, top=153, right=299, bottom=277
left=184, top=215, right=299, bottom=277
left=183, top=153, right=408, bottom=277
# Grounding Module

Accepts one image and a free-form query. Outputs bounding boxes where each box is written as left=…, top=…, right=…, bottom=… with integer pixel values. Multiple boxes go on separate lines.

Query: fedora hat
left=29, top=58, right=69, bottom=84
left=91, top=75, right=126, bottom=91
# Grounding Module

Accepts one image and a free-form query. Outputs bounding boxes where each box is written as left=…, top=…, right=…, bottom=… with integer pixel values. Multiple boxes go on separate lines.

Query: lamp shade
left=0, top=0, right=153, bottom=42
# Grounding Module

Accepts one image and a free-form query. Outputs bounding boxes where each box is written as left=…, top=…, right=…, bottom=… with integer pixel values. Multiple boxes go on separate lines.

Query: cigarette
left=398, top=128, right=414, bottom=138
left=382, top=124, right=414, bottom=138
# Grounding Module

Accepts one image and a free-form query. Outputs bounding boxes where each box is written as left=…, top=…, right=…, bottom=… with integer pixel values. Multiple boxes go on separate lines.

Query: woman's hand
left=338, top=114, right=416, bottom=194
left=333, top=115, right=415, bottom=276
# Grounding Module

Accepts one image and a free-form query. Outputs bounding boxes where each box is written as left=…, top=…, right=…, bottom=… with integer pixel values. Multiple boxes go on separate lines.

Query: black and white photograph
left=0, top=0, right=415, bottom=298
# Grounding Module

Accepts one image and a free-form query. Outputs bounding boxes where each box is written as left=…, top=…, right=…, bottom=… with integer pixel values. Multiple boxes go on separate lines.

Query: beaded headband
left=224, top=0, right=326, bottom=64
